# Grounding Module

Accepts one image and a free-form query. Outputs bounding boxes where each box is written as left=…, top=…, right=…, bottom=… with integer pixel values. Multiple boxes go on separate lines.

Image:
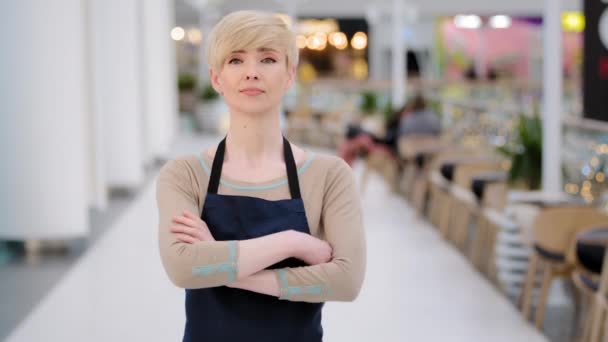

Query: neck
left=224, top=109, right=284, bottom=166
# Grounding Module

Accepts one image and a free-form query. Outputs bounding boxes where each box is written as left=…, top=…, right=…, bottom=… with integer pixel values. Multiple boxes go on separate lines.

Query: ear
left=209, top=67, right=222, bottom=95
left=284, top=65, right=297, bottom=90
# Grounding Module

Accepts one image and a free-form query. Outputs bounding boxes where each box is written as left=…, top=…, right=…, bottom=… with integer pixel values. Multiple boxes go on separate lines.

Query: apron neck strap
left=207, top=136, right=302, bottom=199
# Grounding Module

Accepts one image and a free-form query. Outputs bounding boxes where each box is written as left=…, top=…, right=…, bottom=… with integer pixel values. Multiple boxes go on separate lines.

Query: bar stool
left=520, top=206, right=608, bottom=330
left=447, top=164, right=506, bottom=251
left=469, top=181, right=509, bottom=281
left=425, top=149, right=473, bottom=227
left=569, top=227, right=608, bottom=342
left=436, top=157, right=503, bottom=240
left=396, top=135, right=445, bottom=213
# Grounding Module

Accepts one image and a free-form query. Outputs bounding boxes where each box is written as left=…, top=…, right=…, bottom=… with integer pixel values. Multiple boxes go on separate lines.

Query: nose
left=244, top=62, right=259, bottom=80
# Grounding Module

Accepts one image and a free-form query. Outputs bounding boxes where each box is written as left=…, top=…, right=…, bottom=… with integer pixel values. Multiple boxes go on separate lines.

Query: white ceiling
left=175, top=0, right=581, bottom=26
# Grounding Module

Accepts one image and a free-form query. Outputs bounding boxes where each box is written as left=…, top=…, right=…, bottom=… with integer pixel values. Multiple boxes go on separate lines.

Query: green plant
left=382, top=100, right=395, bottom=123
left=359, top=91, right=378, bottom=115
left=200, top=83, right=219, bottom=101
left=178, top=73, right=197, bottom=92
left=497, top=114, right=542, bottom=189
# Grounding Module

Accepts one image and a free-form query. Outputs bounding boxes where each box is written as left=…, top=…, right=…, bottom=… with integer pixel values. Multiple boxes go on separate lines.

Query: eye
left=227, top=58, right=242, bottom=64
left=262, top=57, right=276, bottom=63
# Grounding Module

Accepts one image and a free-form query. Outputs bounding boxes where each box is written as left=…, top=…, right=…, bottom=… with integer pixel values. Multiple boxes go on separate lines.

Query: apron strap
left=283, top=136, right=301, bottom=199
left=206, top=136, right=302, bottom=199
left=207, top=137, right=226, bottom=195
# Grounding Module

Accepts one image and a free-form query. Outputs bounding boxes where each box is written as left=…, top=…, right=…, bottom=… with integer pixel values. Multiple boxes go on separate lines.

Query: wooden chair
left=435, top=157, right=503, bottom=240
left=396, top=135, right=445, bottom=212
left=520, top=206, right=608, bottom=330
left=360, top=149, right=400, bottom=194
left=568, top=227, right=608, bottom=342
left=425, top=148, right=478, bottom=227
left=468, top=181, right=508, bottom=276
left=446, top=162, right=506, bottom=251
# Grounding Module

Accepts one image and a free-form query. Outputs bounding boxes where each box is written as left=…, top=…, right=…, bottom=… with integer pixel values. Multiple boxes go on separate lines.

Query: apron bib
left=183, top=137, right=323, bottom=342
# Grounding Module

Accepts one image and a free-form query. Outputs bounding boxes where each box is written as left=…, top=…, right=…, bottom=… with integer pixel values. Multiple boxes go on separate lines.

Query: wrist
left=280, top=230, right=302, bottom=259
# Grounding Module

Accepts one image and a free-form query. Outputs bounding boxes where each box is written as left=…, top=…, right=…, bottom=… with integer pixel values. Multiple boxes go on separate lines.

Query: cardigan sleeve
left=156, top=157, right=239, bottom=289
left=274, top=157, right=367, bottom=302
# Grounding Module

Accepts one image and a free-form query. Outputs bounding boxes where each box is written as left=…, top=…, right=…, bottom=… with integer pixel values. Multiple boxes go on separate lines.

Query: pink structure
left=440, top=18, right=582, bottom=80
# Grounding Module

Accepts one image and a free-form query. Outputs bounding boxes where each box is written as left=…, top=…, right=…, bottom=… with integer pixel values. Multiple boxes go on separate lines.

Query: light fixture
left=187, top=28, right=202, bottom=44
left=297, top=19, right=339, bottom=35
left=489, top=15, right=511, bottom=29
left=306, top=35, right=321, bottom=50
left=351, top=32, right=368, bottom=50
left=454, top=15, right=482, bottom=29
left=329, top=32, right=348, bottom=49
left=314, top=32, right=328, bottom=47
left=562, top=12, right=585, bottom=32
left=171, top=26, right=185, bottom=41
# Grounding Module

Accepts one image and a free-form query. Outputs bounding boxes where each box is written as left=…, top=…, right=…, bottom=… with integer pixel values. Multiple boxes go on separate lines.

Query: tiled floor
left=3, top=132, right=551, bottom=341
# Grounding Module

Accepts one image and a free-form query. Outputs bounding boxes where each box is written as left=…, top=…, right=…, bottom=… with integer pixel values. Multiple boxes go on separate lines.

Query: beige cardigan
left=156, top=149, right=366, bottom=302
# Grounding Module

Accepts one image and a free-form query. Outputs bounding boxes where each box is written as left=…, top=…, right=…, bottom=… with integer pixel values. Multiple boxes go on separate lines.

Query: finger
left=182, top=210, right=200, bottom=221
left=184, top=211, right=209, bottom=229
left=170, top=225, right=203, bottom=239
left=173, top=215, right=198, bottom=228
left=175, top=233, right=198, bottom=244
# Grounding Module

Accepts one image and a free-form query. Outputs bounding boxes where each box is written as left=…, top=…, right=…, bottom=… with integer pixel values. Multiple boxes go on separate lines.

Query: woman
left=156, top=10, right=366, bottom=342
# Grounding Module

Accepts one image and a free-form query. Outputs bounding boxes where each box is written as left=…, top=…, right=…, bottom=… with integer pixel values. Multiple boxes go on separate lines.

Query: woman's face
left=210, top=47, right=295, bottom=116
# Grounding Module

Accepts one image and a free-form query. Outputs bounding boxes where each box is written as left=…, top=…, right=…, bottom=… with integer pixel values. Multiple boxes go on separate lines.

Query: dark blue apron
left=183, top=136, right=324, bottom=342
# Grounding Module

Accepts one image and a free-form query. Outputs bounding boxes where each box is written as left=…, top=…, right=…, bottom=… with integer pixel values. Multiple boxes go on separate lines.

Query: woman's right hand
left=289, top=231, right=333, bottom=265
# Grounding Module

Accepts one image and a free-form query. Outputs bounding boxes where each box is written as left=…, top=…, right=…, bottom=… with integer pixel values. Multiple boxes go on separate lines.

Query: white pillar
left=0, top=1, right=89, bottom=239
left=284, top=0, right=297, bottom=22
left=366, top=6, right=383, bottom=81
left=141, top=0, right=178, bottom=162
left=90, top=0, right=145, bottom=188
left=542, top=0, right=563, bottom=193
left=391, top=0, right=406, bottom=108
left=198, top=10, right=221, bottom=85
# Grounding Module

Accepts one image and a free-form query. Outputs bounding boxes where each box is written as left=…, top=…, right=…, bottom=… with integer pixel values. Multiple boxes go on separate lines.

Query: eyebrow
left=230, top=48, right=280, bottom=54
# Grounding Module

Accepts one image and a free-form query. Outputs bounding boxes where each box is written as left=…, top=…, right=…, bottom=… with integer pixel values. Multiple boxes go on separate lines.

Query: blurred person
left=337, top=100, right=412, bottom=166
left=156, top=10, right=366, bottom=342
left=464, top=63, right=478, bottom=81
left=397, top=94, right=441, bottom=137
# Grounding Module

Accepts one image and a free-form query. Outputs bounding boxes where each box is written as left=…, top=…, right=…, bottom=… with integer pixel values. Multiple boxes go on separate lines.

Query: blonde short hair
left=205, top=10, right=299, bottom=72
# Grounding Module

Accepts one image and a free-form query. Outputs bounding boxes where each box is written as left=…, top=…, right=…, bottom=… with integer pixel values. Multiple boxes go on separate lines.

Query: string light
left=171, top=26, right=185, bottom=41
left=351, top=32, right=368, bottom=50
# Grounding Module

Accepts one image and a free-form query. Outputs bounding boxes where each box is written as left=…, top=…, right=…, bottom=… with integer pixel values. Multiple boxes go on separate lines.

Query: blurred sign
left=583, top=0, right=608, bottom=121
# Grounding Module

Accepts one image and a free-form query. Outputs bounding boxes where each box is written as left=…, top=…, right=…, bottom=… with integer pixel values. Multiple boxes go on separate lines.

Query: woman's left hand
left=170, top=210, right=215, bottom=243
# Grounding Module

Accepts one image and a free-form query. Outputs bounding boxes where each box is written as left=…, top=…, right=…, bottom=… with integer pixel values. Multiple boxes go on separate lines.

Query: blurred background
left=1, top=0, right=608, bottom=341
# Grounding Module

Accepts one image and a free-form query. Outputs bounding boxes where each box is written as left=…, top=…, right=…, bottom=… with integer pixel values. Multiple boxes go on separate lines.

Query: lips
left=240, top=88, right=264, bottom=96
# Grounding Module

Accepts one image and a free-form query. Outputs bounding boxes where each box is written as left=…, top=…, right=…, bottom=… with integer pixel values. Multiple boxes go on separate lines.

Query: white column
left=0, top=1, right=89, bottom=239
left=83, top=0, right=108, bottom=211
left=198, top=10, right=221, bottom=85
left=391, top=0, right=406, bottom=108
left=141, top=0, right=178, bottom=162
left=90, top=0, right=145, bottom=188
left=366, top=6, right=383, bottom=81
left=542, top=0, right=563, bottom=193
left=284, top=0, right=297, bottom=22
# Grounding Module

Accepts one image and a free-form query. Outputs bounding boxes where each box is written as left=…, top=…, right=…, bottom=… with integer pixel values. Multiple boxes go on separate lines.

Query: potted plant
left=359, top=91, right=378, bottom=116
left=497, top=113, right=542, bottom=190
left=195, top=83, right=227, bottom=133
left=358, top=91, right=386, bottom=137
left=178, top=73, right=197, bottom=113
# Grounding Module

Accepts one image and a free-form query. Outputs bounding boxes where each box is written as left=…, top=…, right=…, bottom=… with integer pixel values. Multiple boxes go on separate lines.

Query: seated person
left=398, top=95, right=441, bottom=137
left=337, top=101, right=412, bottom=166
left=337, top=94, right=441, bottom=167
